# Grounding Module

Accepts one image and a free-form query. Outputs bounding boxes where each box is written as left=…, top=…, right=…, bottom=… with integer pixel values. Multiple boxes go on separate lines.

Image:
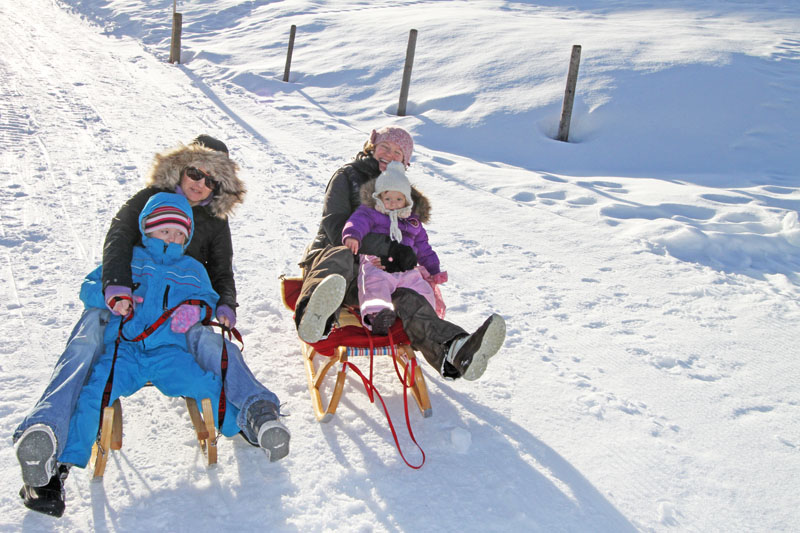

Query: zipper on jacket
left=163, top=285, right=171, bottom=310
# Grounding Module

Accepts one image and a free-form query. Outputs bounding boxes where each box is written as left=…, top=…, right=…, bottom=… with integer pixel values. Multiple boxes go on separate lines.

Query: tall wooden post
left=557, top=45, right=582, bottom=142
left=169, top=12, right=183, bottom=64
left=283, top=25, right=297, bottom=82
left=397, top=29, right=418, bottom=117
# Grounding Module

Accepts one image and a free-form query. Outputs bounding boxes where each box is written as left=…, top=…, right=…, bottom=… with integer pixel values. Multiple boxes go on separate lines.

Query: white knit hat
left=373, top=161, right=413, bottom=208
left=372, top=161, right=413, bottom=242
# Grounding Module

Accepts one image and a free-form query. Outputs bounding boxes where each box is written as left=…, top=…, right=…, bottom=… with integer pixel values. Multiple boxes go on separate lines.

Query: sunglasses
left=183, top=167, right=220, bottom=191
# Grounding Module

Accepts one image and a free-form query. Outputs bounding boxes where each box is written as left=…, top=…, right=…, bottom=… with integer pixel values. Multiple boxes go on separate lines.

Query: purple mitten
left=171, top=304, right=202, bottom=333
left=216, top=304, right=237, bottom=328
left=104, top=285, right=132, bottom=315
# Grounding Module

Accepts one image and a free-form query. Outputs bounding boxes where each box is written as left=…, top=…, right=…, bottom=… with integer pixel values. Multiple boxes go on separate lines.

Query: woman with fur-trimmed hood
left=101, top=138, right=289, bottom=448
left=15, top=136, right=289, bottom=519
left=102, top=136, right=246, bottom=323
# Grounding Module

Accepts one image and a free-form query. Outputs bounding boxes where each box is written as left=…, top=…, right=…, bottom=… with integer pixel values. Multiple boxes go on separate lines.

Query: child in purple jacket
left=342, top=161, right=448, bottom=335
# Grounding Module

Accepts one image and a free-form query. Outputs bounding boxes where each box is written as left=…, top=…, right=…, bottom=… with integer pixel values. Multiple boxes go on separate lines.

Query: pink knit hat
left=369, top=126, right=414, bottom=167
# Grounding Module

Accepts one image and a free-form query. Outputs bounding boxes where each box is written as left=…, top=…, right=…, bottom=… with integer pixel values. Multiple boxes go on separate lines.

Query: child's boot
left=446, top=314, right=506, bottom=381
left=367, top=308, right=396, bottom=336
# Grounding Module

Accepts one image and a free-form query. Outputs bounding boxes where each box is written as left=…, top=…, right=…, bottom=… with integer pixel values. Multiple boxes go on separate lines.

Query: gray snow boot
left=247, top=400, right=291, bottom=462
left=297, top=274, right=346, bottom=343
left=16, top=424, right=57, bottom=488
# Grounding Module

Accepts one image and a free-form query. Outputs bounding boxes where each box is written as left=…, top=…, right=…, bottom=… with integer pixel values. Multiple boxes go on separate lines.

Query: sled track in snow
left=0, top=3, right=137, bottom=362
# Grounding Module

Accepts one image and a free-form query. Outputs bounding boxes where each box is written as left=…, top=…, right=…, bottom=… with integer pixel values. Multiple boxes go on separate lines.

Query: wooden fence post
left=169, top=12, right=183, bottom=64
left=557, top=45, right=582, bottom=142
left=283, top=25, right=297, bottom=82
left=397, top=29, right=418, bottom=117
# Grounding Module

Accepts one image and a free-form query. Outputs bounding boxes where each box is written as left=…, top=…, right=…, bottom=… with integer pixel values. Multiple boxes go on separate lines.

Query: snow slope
left=1, top=0, right=799, bottom=531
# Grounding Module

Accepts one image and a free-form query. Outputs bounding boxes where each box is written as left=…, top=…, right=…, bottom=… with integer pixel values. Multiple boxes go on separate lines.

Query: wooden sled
left=281, top=276, right=432, bottom=423
left=90, top=394, right=218, bottom=479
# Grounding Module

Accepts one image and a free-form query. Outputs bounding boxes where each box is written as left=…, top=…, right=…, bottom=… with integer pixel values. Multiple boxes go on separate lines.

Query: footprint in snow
left=450, top=427, right=472, bottom=454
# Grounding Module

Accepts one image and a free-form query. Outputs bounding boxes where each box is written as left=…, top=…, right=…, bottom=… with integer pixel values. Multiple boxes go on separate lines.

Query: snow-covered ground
left=1, top=0, right=799, bottom=531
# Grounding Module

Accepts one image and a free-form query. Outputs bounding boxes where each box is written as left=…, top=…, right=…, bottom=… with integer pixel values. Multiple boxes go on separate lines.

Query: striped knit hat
left=143, top=205, right=192, bottom=239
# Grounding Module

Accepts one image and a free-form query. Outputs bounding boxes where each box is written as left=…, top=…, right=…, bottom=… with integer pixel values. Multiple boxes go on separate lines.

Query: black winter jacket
left=302, top=152, right=427, bottom=266
left=102, top=187, right=237, bottom=310
left=102, top=142, right=245, bottom=312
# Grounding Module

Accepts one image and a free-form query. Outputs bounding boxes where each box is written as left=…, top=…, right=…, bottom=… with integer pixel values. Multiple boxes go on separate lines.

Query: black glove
left=380, top=242, right=417, bottom=273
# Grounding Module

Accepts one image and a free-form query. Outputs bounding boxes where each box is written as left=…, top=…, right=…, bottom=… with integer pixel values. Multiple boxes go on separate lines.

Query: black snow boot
left=19, top=464, right=70, bottom=518
left=446, top=313, right=507, bottom=381
left=368, top=308, right=397, bottom=336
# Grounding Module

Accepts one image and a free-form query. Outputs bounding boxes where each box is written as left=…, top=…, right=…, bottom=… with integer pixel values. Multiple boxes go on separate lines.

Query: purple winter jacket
left=342, top=204, right=441, bottom=275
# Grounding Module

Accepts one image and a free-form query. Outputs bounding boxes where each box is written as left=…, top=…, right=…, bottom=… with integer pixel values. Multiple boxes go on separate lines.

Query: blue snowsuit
left=59, top=193, right=239, bottom=468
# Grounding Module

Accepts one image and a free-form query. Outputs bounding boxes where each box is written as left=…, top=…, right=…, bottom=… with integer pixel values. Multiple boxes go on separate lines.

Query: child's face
left=380, top=190, right=407, bottom=210
left=147, top=227, right=187, bottom=245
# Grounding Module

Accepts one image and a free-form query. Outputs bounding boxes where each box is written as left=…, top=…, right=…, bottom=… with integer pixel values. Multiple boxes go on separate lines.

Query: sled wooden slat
left=90, top=401, right=117, bottom=478
left=110, top=399, right=123, bottom=450
left=281, top=275, right=433, bottom=423
left=90, top=396, right=217, bottom=479
left=394, top=345, right=431, bottom=413
left=303, top=336, right=432, bottom=422
left=186, top=397, right=210, bottom=442
left=201, top=398, right=217, bottom=465
left=301, top=310, right=432, bottom=422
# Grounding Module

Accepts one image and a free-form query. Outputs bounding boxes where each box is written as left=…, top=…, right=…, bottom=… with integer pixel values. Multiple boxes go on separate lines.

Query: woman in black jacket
left=102, top=136, right=244, bottom=322
left=15, top=136, right=288, bottom=518
left=295, top=126, right=505, bottom=382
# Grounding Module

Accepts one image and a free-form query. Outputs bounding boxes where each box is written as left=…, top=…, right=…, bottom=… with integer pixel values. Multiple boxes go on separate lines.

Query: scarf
left=374, top=201, right=413, bottom=243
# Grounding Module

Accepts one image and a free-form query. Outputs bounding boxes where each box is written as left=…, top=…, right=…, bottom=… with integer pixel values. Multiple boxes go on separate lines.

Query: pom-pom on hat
left=369, top=126, right=414, bottom=167
left=143, top=205, right=192, bottom=240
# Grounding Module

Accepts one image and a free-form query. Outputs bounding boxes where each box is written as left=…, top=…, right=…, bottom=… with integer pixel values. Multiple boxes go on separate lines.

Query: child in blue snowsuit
left=58, top=193, right=240, bottom=468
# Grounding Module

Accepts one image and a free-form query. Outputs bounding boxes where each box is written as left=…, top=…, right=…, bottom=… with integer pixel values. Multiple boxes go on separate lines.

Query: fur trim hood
left=359, top=178, right=432, bottom=223
left=145, top=143, right=246, bottom=219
